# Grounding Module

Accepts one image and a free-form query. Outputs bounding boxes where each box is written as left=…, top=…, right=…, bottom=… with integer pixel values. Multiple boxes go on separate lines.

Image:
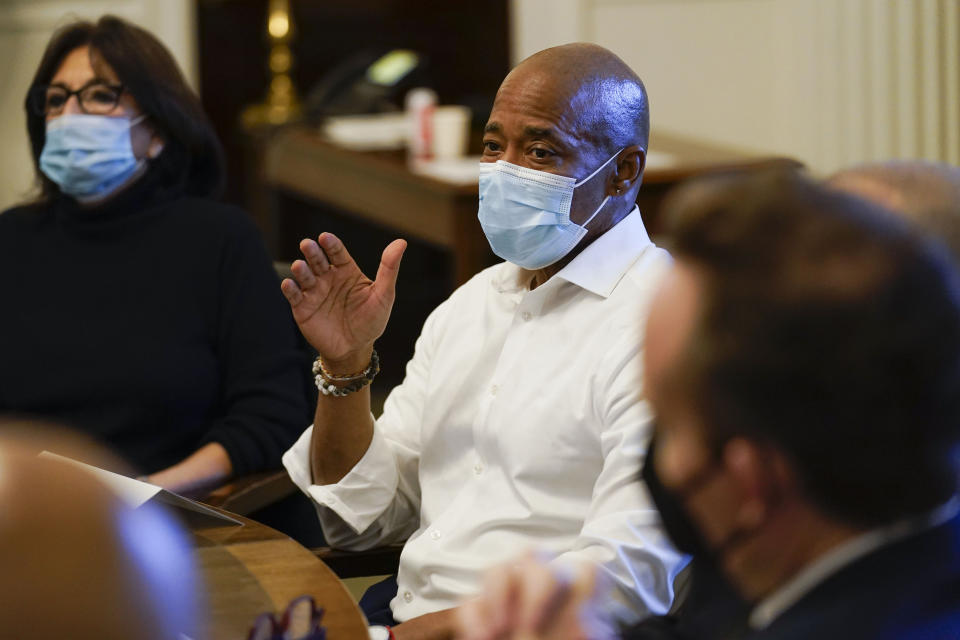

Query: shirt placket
left=472, top=283, right=551, bottom=453
left=421, top=284, right=550, bottom=552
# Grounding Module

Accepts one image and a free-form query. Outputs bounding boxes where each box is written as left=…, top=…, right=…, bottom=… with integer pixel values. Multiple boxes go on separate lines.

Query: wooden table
left=260, top=127, right=800, bottom=286
left=191, top=509, right=369, bottom=640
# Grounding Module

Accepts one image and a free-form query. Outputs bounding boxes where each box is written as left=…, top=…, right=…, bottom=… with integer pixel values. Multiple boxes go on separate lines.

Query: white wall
left=511, top=0, right=960, bottom=175
left=0, top=0, right=196, bottom=210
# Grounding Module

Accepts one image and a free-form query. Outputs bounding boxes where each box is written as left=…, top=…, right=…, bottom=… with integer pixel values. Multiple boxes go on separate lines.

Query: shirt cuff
left=282, top=422, right=401, bottom=534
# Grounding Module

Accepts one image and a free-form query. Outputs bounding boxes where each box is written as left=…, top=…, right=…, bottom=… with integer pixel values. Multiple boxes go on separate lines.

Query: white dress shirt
left=283, top=208, right=686, bottom=622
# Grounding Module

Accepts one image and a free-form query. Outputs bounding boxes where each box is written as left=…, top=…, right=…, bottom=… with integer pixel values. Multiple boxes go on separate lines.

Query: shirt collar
left=555, top=206, right=651, bottom=298
left=749, top=497, right=960, bottom=630
left=491, top=207, right=652, bottom=297
left=492, top=261, right=535, bottom=294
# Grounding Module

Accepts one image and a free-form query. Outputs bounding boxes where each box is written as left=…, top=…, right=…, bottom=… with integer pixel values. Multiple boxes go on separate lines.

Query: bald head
left=481, top=42, right=649, bottom=272
left=0, top=427, right=204, bottom=639
left=829, top=161, right=960, bottom=260
left=505, top=43, right=649, bottom=153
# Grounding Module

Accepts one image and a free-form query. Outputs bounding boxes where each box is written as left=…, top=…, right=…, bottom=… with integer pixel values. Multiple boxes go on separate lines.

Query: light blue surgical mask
left=477, top=149, right=624, bottom=270
left=40, top=113, right=148, bottom=204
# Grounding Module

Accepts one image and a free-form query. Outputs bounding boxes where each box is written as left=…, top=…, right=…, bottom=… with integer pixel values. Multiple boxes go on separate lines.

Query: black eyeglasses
left=247, top=595, right=326, bottom=640
left=29, top=81, right=125, bottom=117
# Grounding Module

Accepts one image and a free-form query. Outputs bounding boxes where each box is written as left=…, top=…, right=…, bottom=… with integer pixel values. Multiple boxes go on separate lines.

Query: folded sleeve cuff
left=282, top=421, right=401, bottom=535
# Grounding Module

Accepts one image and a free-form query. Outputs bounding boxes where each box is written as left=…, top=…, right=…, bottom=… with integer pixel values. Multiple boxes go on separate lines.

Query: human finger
left=372, top=239, right=407, bottom=300
left=456, top=597, right=495, bottom=640
left=317, top=232, right=356, bottom=268
left=280, top=278, right=304, bottom=306
left=290, top=259, right=317, bottom=290
left=458, top=560, right=525, bottom=640
left=544, top=564, right=613, bottom=640
left=300, top=238, right=330, bottom=274
left=567, top=563, right=600, bottom=602
left=482, top=563, right=523, bottom=639
left=516, top=561, right=574, bottom=637
left=578, top=568, right=618, bottom=640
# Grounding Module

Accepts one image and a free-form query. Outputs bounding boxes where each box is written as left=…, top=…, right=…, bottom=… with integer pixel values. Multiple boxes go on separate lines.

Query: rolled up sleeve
left=282, top=297, right=452, bottom=549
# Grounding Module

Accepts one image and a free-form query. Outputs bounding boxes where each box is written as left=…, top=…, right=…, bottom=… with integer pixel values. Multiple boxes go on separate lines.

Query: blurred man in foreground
left=457, top=170, right=960, bottom=639
left=0, top=422, right=204, bottom=640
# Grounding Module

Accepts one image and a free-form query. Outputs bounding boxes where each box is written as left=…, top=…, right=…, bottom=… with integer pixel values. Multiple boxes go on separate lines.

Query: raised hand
left=455, top=554, right=616, bottom=640
left=280, top=232, right=407, bottom=370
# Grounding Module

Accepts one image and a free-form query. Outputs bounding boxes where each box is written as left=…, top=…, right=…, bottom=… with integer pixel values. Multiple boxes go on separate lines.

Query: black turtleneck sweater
left=0, top=172, right=313, bottom=476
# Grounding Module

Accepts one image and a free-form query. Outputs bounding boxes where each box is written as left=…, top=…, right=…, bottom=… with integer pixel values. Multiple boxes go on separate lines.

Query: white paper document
left=39, top=451, right=242, bottom=526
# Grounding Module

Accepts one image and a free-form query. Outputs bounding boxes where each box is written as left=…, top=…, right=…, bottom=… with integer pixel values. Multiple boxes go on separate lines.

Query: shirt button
left=473, top=463, right=483, bottom=475
left=490, top=384, right=499, bottom=396
left=403, top=590, right=414, bottom=603
left=521, top=311, right=532, bottom=321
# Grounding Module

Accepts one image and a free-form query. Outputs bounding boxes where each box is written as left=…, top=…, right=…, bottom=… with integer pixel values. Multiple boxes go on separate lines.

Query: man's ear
left=611, top=144, right=646, bottom=195
left=722, top=437, right=792, bottom=530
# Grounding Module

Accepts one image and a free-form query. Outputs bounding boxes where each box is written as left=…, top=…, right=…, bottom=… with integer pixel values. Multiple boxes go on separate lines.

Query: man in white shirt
left=457, top=170, right=960, bottom=640
left=279, top=42, right=685, bottom=638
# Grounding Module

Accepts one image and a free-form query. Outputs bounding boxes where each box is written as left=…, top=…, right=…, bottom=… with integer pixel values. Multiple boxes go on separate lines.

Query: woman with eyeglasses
left=0, top=16, right=312, bottom=495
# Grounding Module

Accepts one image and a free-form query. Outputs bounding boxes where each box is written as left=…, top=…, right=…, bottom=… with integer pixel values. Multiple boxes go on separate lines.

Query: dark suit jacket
left=622, top=559, right=748, bottom=640
left=746, top=513, right=960, bottom=640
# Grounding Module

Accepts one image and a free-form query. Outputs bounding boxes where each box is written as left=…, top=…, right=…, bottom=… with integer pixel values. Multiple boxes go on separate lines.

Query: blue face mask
left=477, top=149, right=624, bottom=270
left=40, top=113, right=148, bottom=204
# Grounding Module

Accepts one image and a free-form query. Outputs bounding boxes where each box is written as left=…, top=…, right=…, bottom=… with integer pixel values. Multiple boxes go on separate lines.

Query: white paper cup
left=431, top=105, right=471, bottom=159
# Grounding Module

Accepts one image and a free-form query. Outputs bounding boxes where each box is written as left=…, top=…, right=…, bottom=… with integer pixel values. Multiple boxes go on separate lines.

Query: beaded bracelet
left=312, top=349, right=380, bottom=381
left=313, top=349, right=380, bottom=397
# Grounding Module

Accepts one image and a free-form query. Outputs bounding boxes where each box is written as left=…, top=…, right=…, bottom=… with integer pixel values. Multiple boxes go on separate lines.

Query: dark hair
left=666, top=170, right=960, bottom=527
left=25, top=15, right=224, bottom=201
